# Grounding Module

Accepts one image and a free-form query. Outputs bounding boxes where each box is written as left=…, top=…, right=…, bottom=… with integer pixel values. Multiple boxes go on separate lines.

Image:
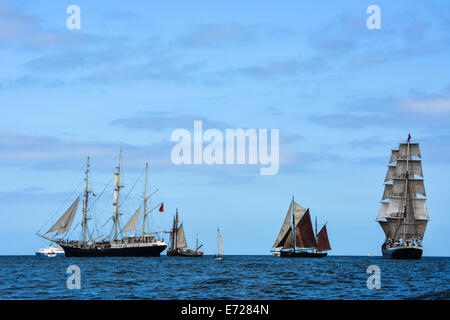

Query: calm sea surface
left=0, top=255, right=448, bottom=300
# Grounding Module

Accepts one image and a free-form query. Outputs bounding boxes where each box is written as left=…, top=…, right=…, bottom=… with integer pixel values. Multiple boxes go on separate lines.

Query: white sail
left=217, top=227, right=223, bottom=256
left=399, top=143, right=421, bottom=159
left=382, top=184, right=393, bottom=200
left=389, top=150, right=399, bottom=163
left=176, top=223, right=188, bottom=249
left=411, top=198, right=428, bottom=219
left=385, top=165, right=397, bottom=182
left=385, top=160, right=423, bottom=181
left=386, top=198, right=403, bottom=217
left=383, top=179, right=426, bottom=199
left=120, top=205, right=141, bottom=234
left=396, top=160, right=423, bottom=178
left=46, top=197, right=80, bottom=235
left=377, top=202, right=390, bottom=219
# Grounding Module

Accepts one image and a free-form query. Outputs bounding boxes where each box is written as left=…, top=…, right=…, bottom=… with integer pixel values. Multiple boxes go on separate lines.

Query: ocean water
left=0, top=255, right=448, bottom=300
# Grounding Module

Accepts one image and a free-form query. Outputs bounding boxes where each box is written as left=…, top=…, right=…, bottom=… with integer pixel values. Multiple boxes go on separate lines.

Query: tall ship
left=272, top=197, right=331, bottom=258
left=377, top=134, right=429, bottom=259
left=37, top=149, right=167, bottom=257
left=167, top=209, right=204, bottom=257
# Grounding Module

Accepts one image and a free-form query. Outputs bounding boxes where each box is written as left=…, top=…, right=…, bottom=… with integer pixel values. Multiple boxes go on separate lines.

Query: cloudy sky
left=1, top=0, right=449, bottom=255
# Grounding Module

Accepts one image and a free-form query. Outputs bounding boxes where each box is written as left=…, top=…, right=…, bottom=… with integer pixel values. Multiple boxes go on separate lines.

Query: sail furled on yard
left=377, top=141, right=428, bottom=240
left=176, top=223, right=188, bottom=249
left=273, top=201, right=306, bottom=248
left=46, top=196, right=80, bottom=235
left=120, top=205, right=141, bottom=234
left=317, top=225, right=331, bottom=252
left=295, top=209, right=317, bottom=248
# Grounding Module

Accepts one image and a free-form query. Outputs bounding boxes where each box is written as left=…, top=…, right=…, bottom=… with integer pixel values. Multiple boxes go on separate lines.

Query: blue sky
left=1, top=0, right=449, bottom=255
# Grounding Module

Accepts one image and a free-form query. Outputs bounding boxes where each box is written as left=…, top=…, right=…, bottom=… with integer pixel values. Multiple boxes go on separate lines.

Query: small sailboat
left=167, top=209, right=204, bottom=257
left=214, top=227, right=223, bottom=260
left=272, top=196, right=331, bottom=258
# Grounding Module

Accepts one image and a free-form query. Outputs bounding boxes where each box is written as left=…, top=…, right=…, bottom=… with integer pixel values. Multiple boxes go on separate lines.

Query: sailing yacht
left=376, top=134, right=429, bottom=259
left=214, top=227, right=223, bottom=260
left=272, top=197, right=331, bottom=258
left=167, top=209, right=204, bottom=257
left=36, top=150, right=167, bottom=257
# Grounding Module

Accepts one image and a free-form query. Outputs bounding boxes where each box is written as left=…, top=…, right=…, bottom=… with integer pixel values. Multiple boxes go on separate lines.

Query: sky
left=0, top=0, right=449, bottom=256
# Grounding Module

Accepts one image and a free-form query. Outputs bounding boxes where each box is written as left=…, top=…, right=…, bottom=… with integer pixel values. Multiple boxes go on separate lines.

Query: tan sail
left=379, top=218, right=427, bottom=240
left=273, top=200, right=306, bottom=248
left=282, top=230, right=294, bottom=249
left=46, top=196, right=80, bottom=235
left=295, top=209, right=317, bottom=248
left=273, top=202, right=292, bottom=248
left=317, top=225, right=331, bottom=252
left=176, top=223, right=188, bottom=249
left=120, top=205, right=141, bottom=234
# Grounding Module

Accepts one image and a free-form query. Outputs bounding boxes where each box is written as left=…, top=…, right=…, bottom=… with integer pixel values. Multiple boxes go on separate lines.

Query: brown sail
left=317, top=225, right=331, bottom=252
left=295, top=209, right=317, bottom=248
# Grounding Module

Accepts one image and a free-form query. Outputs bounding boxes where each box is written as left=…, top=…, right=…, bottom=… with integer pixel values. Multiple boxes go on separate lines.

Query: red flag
left=408, top=133, right=411, bottom=142
left=159, top=202, right=164, bottom=212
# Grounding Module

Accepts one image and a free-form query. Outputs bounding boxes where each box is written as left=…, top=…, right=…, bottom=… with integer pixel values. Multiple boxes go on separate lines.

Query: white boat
left=214, top=227, right=223, bottom=260
left=271, top=248, right=280, bottom=256
left=36, top=245, right=65, bottom=257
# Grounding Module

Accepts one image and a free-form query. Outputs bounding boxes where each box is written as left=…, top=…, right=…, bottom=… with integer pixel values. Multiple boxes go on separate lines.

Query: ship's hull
left=280, top=250, right=327, bottom=258
left=60, top=244, right=167, bottom=257
left=167, top=249, right=203, bottom=257
left=382, top=245, right=422, bottom=260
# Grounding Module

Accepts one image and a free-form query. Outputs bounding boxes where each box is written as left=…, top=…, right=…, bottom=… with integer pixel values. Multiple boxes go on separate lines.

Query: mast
left=142, top=162, right=149, bottom=237
left=82, top=156, right=90, bottom=245
left=113, top=147, right=123, bottom=241
left=315, top=216, right=317, bottom=253
left=291, top=195, right=295, bottom=252
left=174, top=208, right=178, bottom=250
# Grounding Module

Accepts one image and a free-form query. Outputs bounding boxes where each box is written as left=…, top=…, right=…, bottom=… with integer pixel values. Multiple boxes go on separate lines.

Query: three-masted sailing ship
left=37, top=149, right=167, bottom=257
left=377, top=134, right=429, bottom=259
left=214, top=227, right=223, bottom=260
left=167, top=209, right=204, bottom=257
left=272, top=197, right=331, bottom=258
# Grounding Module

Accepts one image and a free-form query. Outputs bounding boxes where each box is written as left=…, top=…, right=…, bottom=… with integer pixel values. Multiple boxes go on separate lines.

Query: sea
left=0, top=255, right=448, bottom=300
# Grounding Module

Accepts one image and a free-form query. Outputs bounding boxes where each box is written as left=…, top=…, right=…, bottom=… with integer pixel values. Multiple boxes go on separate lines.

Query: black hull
left=382, top=245, right=422, bottom=260
left=280, top=251, right=327, bottom=258
left=60, top=244, right=166, bottom=257
left=167, top=249, right=203, bottom=257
